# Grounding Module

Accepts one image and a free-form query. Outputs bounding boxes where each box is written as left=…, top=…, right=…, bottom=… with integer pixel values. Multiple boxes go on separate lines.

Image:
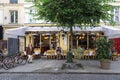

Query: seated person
left=111, top=47, right=117, bottom=53
left=111, top=47, right=118, bottom=55
left=56, top=47, right=62, bottom=54
left=56, top=47, right=62, bottom=59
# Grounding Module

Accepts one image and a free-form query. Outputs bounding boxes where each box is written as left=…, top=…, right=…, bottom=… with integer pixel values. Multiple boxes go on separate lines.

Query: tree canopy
left=33, top=0, right=115, bottom=49
left=33, top=0, right=115, bottom=28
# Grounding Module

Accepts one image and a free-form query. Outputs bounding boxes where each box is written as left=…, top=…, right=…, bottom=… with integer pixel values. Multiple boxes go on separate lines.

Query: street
left=0, top=73, right=120, bottom=80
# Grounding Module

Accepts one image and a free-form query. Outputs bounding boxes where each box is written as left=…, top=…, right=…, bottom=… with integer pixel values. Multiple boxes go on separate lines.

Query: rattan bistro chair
left=46, top=50, right=55, bottom=59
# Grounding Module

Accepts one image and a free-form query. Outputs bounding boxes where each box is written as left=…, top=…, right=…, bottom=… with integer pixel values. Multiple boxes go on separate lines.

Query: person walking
left=26, top=43, right=34, bottom=63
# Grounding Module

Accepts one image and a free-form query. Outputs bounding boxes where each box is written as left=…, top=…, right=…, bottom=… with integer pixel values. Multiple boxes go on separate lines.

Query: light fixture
left=61, top=30, right=66, bottom=39
left=62, top=33, right=65, bottom=39
left=96, top=33, right=100, bottom=36
left=32, top=33, right=38, bottom=35
left=82, top=33, right=85, bottom=36
left=44, top=37, right=49, bottom=39
left=56, top=34, right=58, bottom=36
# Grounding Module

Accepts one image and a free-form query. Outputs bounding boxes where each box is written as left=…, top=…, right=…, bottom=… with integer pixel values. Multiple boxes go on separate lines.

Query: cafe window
left=34, top=34, right=40, bottom=48
left=73, top=33, right=87, bottom=49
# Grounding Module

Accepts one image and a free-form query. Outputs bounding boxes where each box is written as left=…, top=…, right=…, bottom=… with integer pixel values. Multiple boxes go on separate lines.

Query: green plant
left=66, top=51, right=73, bottom=63
left=73, top=47, right=84, bottom=59
left=95, top=37, right=113, bottom=60
left=33, top=0, right=115, bottom=49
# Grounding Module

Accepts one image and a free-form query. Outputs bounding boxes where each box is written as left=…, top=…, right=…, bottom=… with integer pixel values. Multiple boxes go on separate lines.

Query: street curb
left=0, top=71, right=120, bottom=75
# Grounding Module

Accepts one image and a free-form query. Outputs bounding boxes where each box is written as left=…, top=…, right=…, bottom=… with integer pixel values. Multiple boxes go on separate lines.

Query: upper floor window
left=115, top=16, right=119, bottom=22
left=25, top=0, right=35, bottom=2
left=10, top=0, right=18, bottom=4
left=114, top=8, right=119, bottom=22
left=10, top=11, right=18, bottom=24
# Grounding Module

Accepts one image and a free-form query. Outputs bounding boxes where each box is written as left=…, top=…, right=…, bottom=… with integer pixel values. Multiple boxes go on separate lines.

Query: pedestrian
left=26, top=43, right=34, bottom=63
left=111, top=47, right=117, bottom=53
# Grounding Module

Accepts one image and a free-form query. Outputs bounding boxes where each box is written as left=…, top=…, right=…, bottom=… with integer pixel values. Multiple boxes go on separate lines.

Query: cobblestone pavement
left=0, top=59, right=65, bottom=72
left=0, top=73, right=120, bottom=80
left=0, top=57, right=120, bottom=73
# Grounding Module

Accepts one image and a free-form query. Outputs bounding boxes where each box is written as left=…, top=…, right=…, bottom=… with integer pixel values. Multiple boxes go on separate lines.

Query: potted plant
left=95, top=37, right=113, bottom=69
left=73, top=46, right=84, bottom=62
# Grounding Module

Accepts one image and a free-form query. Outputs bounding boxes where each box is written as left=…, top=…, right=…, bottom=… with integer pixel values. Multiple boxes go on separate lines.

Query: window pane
left=10, top=11, right=18, bottom=23
left=10, top=0, right=18, bottom=4
left=15, top=11, right=18, bottom=23
left=10, top=11, right=14, bottom=23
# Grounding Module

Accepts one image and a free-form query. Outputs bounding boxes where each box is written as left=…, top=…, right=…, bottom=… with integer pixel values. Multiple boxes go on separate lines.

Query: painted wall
left=3, top=5, right=24, bottom=25
left=0, top=0, right=24, bottom=4
left=0, top=5, right=3, bottom=25
left=59, top=32, right=68, bottom=51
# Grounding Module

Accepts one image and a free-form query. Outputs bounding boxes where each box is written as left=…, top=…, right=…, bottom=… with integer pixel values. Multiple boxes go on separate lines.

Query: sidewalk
left=0, top=57, right=120, bottom=74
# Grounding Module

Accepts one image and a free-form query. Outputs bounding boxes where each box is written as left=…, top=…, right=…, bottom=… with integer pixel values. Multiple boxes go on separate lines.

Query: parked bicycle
left=6, top=55, right=17, bottom=68
left=14, top=52, right=27, bottom=65
left=0, top=51, right=27, bottom=70
left=0, top=53, right=9, bottom=70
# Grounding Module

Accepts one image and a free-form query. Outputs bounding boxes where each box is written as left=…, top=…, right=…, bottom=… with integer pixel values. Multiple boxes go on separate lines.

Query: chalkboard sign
left=8, top=38, right=19, bottom=55
left=0, top=40, right=7, bottom=50
left=2, top=41, right=7, bottom=50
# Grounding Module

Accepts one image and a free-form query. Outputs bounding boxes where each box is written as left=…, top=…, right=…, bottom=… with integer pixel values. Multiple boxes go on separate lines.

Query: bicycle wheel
left=2, top=63, right=9, bottom=70
left=18, top=57, right=27, bottom=65
left=21, top=58, right=27, bottom=65
left=14, top=56, right=19, bottom=64
left=0, top=61, right=2, bottom=69
left=2, top=58, right=9, bottom=70
left=3, top=56, right=13, bottom=69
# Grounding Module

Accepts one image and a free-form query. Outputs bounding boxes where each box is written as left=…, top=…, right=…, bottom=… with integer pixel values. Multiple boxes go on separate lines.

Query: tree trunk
left=70, top=27, right=73, bottom=50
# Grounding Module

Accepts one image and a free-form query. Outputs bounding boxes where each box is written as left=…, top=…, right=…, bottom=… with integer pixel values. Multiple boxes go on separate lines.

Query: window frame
left=10, top=10, right=18, bottom=24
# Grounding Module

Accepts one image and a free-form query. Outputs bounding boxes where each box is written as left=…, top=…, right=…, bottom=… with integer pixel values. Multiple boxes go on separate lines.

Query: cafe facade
left=25, top=27, right=104, bottom=54
left=4, top=26, right=120, bottom=56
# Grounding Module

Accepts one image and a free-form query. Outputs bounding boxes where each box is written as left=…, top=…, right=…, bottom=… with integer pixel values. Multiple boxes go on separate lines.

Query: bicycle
left=6, top=55, right=17, bottom=68
left=0, top=55, right=9, bottom=70
left=14, top=53, right=27, bottom=65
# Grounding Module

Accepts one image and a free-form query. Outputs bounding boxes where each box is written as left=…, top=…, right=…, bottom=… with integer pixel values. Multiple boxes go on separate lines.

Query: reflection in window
left=111, top=8, right=120, bottom=22
left=115, top=16, right=119, bottom=22
left=34, top=34, right=40, bottom=48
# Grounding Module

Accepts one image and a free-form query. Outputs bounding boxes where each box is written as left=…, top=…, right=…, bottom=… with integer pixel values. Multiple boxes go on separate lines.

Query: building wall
left=0, top=0, right=24, bottom=4
left=1, top=0, right=120, bottom=26
left=24, top=2, right=46, bottom=24
left=1, top=0, right=120, bottom=52
left=3, top=5, right=24, bottom=25
left=106, top=0, right=120, bottom=26
left=1, top=0, right=24, bottom=30
left=1, top=0, right=120, bottom=29
left=0, top=4, right=4, bottom=25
